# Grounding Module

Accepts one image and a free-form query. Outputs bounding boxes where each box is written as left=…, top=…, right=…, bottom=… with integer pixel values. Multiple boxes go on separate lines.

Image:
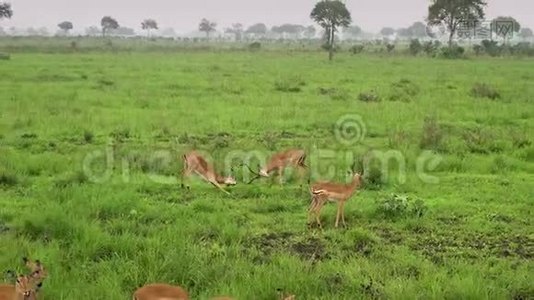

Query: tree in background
left=311, top=0, right=352, bottom=61
left=380, top=27, right=395, bottom=37
left=396, top=27, right=411, bottom=39
left=303, top=25, right=316, bottom=39
left=0, top=2, right=12, bottom=19
left=427, top=0, right=486, bottom=47
left=101, top=16, right=119, bottom=37
left=141, top=19, right=158, bottom=38
left=343, top=25, right=362, bottom=39
left=225, top=23, right=243, bottom=41
left=491, top=16, right=520, bottom=44
left=519, top=28, right=533, bottom=40
left=199, top=18, right=217, bottom=39
left=58, top=21, right=73, bottom=35
left=245, top=23, right=267, bottom=38
left=410, top=22, right=428, bottom=38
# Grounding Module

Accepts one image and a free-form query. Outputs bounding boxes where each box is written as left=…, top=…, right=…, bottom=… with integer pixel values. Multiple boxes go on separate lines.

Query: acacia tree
left=304, top=25, right=316, bottom=39
left=245, top=23, right=267, bottom=38
left=343, top=25, right=361, bottom=39
left=101, top=16, right=119, bottom=37
left=410, top=22, right=428, bottom=38
left=427, top=0, right=486, bottom=47
left=311, top=0, right=351, bottom=61
left=141, top=19, right=158, bottom=38
left=0, top=2, right=13, bottom=19
left=58, top=21, right=73, bottom=35
left=199, top=18, right=216, bottom=39
left=225, top=23, right=243, bottom=41
left=491, top=16, right=520, bottom=43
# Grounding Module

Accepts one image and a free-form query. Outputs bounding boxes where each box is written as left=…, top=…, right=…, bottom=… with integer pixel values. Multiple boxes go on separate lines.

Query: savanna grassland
left=0, top=47, right=533, bottom=299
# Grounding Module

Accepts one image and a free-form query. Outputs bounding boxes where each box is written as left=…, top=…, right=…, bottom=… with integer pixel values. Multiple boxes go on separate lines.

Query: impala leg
left=278, top=168, right=284, bottom=185
left=340, top=201, right=347, bottom=228
left=181, top=167, right=191, bottom=190
left=297, top=165, right=307, bottom=188
left=335, top=201, right=341, bottom=228
left=314, top=197, right=326, bottom=229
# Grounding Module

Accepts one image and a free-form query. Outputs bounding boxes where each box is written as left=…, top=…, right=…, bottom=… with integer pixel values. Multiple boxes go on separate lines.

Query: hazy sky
left=2, top=0, right=534, bottom=34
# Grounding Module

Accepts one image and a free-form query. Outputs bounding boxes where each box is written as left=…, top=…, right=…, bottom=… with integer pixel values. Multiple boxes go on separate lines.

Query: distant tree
left=519, top=28, right=533, bottom=39
left=380, top=27, right=395, bottom=37
left=304, top=25, right=316, bottom=39
left=26, top=27, right=38, bottom=36
left=101, top=16, right=119, bottom=37
left=344, top=25, right=362, bottom=39
left=245, top=23, right=267, bottom=37
left=0, top=2, right=12, bottom=19
left=225, top=23, right=244, bottom=41
left=396, top=27, right=411, bottom=39
left=311, top=0, right=352, bottom=61
left=427, top=0, right=486, bottom=47
left=58, top=21, right=73, bottom=34
left=37, top=27, right=49, bottom=36
left=141, top=19, right=158, bottom=38
left=85, top=26, right=100, bottom=36
left=410, top=21, right=428, bottom=38
left=491, top=16, right=520, bottom=43
left=199, top=18, right=217, bottom=39
left=160, top=27, right=176, bottom=37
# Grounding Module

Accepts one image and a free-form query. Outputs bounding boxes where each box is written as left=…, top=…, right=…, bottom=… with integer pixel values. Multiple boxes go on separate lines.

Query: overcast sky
left=2, top=0, right=534, bottom=34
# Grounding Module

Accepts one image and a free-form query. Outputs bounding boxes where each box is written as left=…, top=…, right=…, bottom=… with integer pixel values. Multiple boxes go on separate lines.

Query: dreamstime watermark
left=80, top=114, right=443, bottom=186
left=425, top=19, right=518, bottom=40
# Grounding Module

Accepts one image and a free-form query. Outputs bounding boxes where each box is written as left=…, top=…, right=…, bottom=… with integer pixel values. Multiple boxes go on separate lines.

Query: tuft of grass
left=358, top=90, right=380, bottom=102
left=388, top=78, right=419, bottom=102
left=471, top=83, right=500, bottom=100
left=274, top=76, right=305, bottom=92
left=420, top=115, right=444, bottom=150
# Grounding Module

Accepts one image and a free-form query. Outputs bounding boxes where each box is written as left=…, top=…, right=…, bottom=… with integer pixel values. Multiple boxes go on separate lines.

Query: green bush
left=440, top=45, right=465, bottom=59
left=409, top=39, right=422, bottom=56
left=274, top=76, right=305, bottom=93
left=350, top=45, right=364, bottom=54
left=376, top=194, right=428, bottom=219
left=471, top=83, right=500, bottom=100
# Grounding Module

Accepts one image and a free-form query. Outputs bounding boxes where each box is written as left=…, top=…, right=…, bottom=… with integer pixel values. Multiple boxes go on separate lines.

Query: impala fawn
left=133, top=284, right=295, bottom=300
left=246, top=149, right=307, bottom=185
left=181, top=151, right=236, bottom=195
left=0, top=258, right=47, bottom=300
left=308, top=164, right=364, bottom=228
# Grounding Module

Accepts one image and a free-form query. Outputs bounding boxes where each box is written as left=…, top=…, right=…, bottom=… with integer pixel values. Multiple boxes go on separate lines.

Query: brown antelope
left=308, top=164, right=364, bottom=228
left=133, top=283, right=189, bottom=300
left=246, top=149, right=307, bottom=185
left=181, top=151, right=236, bottom=195
left=22, top=258, right=47, bottom=293
left=0, top=273, right=39, bottom=300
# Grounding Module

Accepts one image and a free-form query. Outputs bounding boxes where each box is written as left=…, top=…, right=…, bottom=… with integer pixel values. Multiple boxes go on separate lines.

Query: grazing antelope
left=181, top=151, right=236, bottom=195
left=308, top=164, right=364, bottom=228
left=0, top=273, right=39, bottom=300
left=133, top=283, right=189, bottom=300
left=246, top=149, right=307, bottom=185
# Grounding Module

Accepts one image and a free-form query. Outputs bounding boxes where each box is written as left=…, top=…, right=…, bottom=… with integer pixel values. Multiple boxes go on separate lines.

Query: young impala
left=246, top=149, right=307, bottom=185
left=308, top=164, right=364, bottom=228
left=182, top=151, right=237, bottom=195
left=0, top=273, right=38, bottom=300
left=133, top=283, right=189, bottom=300
left=23, top=258, right=47, bottom=293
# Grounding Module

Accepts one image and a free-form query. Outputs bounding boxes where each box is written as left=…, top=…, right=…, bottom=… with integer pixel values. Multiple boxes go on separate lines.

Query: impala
left=133, top=283, right=189, bottom=300
left=246, top=149, right=307, bottom=185
left=308, top=164, right=364, bottom=228
left=0, top=273, right=38, bottom=300
left=22, top=258, right=47, bottom=292
left=181, top=151, right=236, bottom=195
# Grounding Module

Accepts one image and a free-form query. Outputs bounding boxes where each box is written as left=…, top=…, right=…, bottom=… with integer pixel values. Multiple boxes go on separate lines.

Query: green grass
left=0, top=50, right=533, bottom=299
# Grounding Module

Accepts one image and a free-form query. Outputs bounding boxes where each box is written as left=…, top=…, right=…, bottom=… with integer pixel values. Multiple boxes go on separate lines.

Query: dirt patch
left=291, top=236, right=329, bottom=261
left=245, top=232, right=330, bottom=262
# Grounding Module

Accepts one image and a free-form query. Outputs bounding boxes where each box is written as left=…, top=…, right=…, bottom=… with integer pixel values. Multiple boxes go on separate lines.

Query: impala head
left=15, top=274, right=37, bottom=300
left=23, top=257, right=47, bottom=291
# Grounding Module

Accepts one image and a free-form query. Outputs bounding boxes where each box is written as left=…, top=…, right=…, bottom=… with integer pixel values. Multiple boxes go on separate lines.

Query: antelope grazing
left=182, top=151, right=236, bottom=195
left=133, top=283, right=189, bottom=300
left=308, top=164, right=364, bottom=228
left=0, top=272, right=40, bottom=300
left=246, top=149, right=307, bottom=185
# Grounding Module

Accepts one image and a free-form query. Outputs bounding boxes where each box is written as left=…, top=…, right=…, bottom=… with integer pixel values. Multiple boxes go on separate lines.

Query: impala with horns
left=182, top=151, right=236, bottom=195
left=244, top=149, right=307, bottom=185
left=308, top=162, right=364, bottom=228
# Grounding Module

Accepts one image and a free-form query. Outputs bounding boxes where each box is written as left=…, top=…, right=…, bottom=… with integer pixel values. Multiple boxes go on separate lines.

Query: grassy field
left=0, top=50, right=533, bottom=299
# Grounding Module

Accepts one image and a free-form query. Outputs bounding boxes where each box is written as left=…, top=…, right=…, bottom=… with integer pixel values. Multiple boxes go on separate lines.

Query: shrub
left=481, top=40, right=500, bottom=57
left=376, top=194, right=428, bottom=219
left=473, top=44, right=484, bottom=56
left=248, top=42, right=261, bottom=51
left=409, top=39, right=422, bottom=56
left=440, top=45, right=465, bottom=59
left=0, top=171, right=18, bottom=187
left=358, top=90, right=380, bottom=102
left=420, top=115, right=444, bottom=150
left=423, top=41, right=441, bottom=56
left=274, top=76, right=305, bottom=93
left=388, top=79, right=419, bottom=102
left=386, top=44, right=395, bottom=53
left=350, top=44, right=365, bottom=54
left=471, top=83, right=500, bottom=100
left=0, top=53, right=10, bottom=60
left=363, top=164, right=384, bottom=190
left=83, top=130, right=94, bottom=144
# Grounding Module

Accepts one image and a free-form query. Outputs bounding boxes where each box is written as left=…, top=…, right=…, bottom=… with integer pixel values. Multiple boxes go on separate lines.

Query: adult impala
left=181, top=151, right=236, bottom=195
left=308, top=163, right=364, bottom=228
left=246, top=149, right=307, bottom=185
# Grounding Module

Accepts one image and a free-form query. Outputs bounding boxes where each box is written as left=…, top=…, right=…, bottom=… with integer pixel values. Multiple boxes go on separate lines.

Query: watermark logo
left=334, top=114, right=366, bottom=146
left=426, top=19, right=518, bottom=40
